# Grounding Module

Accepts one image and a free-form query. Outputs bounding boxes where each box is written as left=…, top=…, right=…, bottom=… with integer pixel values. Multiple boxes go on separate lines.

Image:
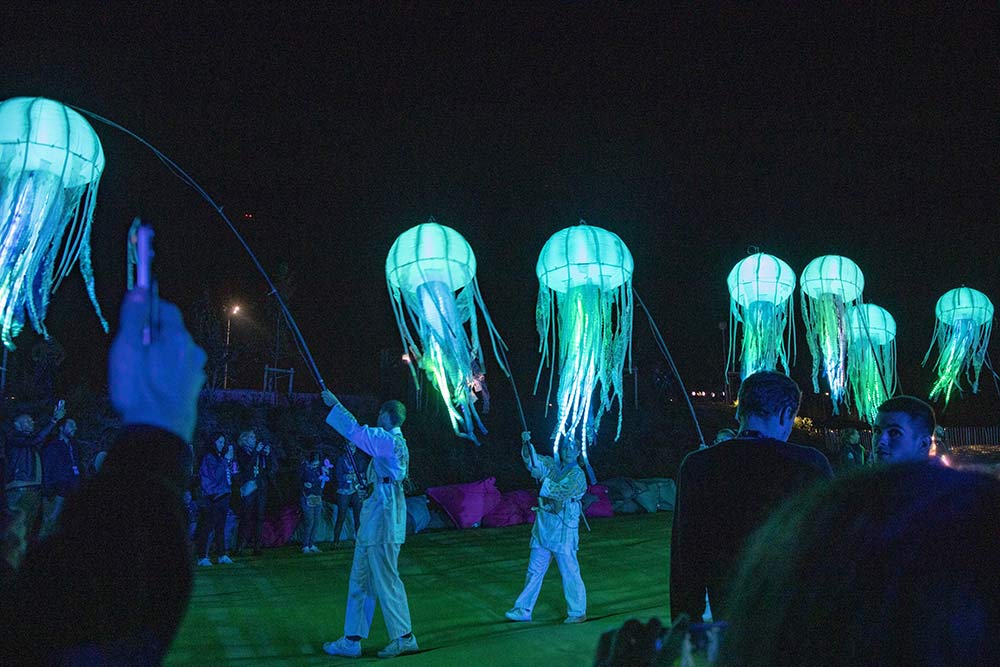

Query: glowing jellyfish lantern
left=535, top=221, right=633, bottom=462
left=0, top=97, right=108, bottom=348
left=386, top=219, right=508, bottom=443
left=726, top=253, right=796, bottom=379
left=847, top=304, right=897, bottom=424
left=800, top=255, right=864, bottom=413
left=923, top=287, right=993, bottom=407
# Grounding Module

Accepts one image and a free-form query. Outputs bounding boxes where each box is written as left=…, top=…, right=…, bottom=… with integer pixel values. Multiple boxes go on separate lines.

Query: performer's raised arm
left=322, top=390, right=398, bottom=460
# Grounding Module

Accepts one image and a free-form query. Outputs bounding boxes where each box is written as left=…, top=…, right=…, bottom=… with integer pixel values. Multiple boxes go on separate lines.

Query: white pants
left=344, top=542, right=412, bottom=640
left=514, top=546, right=586, bottom=617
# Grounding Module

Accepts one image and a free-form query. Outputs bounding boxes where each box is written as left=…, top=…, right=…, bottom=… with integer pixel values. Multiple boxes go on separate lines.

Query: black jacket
left=4, top=419, right=59, bottom=489
left=669, top=436, right=833, bottom=623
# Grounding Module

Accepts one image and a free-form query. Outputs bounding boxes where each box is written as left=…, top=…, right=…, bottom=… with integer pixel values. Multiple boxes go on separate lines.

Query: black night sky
left=2, top=5, right=998, bottom=424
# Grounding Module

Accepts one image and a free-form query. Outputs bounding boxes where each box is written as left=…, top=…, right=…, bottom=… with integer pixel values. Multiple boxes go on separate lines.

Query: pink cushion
left=584, top=484, right=614, bottom=518
left=262, top=504, right=301, bottom=547
left=426, top=477, right=502, bottom=529
left=482, top=489, right=538, bottom=527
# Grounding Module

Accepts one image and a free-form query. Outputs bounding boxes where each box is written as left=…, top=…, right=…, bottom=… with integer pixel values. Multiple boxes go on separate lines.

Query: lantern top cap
left=727, top=252, right=796, bottom=307
left=848, top=303, right=896, bottom=345
left=385, top=219, right=477, bottom=293
left=0, top=97, right=104, bottom=188
left=935, top=287, right=993, bottom=326
left=800, top=255, right=864, bottom=301
left=536, top=221, right=633, bottom=293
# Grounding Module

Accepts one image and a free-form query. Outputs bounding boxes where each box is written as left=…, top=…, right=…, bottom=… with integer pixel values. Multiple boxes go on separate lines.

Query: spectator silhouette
left=721, top=462, right=1000, bottom=666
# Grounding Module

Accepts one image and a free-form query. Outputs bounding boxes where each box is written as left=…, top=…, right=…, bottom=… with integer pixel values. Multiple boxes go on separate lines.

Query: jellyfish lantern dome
left=535, top=221, right=633, bottom=461
left=0, top=97, right=108, bottom=348
left=386, top=219, right=509, bottom=443
left=923, top=287, right=994, bottom=408
left=800, top=255, right=865, bottom=413
left=847, top=303, right=897, bottom=424
left=726, top=252, right=796, bottom=379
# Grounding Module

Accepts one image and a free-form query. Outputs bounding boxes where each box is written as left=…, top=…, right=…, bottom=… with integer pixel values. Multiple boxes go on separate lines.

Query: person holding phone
left=39, top=417, right=83, bottom=540
left=194, top=434, right=236, bottom=566
left=236, top=430, right=272, bottom=556
left=4, top=401, right=65, bottom=543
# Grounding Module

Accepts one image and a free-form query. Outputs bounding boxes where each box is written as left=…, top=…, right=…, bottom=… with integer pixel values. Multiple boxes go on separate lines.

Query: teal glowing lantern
left=847, top=304, right=897, bottom=424
left=386, top=218, right=508, bottom=443
left=535, top=221, right=633, bottom=462
left=800, top=255, right=865, bottom=413
left=0, top=97, right=108, bottom=348
left=923, top=287, right=993, bottom=407
left=726, top=253, right=796, bottom=379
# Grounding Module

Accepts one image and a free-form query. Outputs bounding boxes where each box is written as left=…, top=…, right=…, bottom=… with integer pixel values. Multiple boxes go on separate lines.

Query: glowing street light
left=224, top=304, right=242, bottom=389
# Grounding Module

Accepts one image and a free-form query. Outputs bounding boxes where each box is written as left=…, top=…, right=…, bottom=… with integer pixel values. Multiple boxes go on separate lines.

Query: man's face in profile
left=874, top=411, right=930, bottom=462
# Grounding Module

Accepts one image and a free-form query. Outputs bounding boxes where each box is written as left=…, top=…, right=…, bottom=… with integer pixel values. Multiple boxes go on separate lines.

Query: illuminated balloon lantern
left=923, top=287, right=993, bottom=407
left=386, top=219, right=508, bottom=443
left=847, top=304, right=897, bottom=424
left=535, top=221, right=633, bottom=463
left=726, top=253, right=796, bottom=379
left=800, top=255, right=864, bottom=413
left=0, top=97, right=108, bottom=348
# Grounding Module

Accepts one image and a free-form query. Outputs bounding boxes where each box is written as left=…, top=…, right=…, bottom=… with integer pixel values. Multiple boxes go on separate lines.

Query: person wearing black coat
left=669, top=371, right=833, bottom=624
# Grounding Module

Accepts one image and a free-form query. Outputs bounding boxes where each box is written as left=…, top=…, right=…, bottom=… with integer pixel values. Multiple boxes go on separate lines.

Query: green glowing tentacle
left=927, top=319, right=991, bottom=408
left=802, top=292, right=851, bottom=414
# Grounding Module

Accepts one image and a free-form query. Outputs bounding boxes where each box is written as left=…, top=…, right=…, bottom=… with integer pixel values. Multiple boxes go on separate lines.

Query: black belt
left=380, top=477, right=391, bottom=484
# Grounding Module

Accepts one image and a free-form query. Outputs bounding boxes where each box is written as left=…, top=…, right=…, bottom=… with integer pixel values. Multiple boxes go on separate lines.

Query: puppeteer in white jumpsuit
left=322, top=395, right=418, bottom=659
left=506, top=434, right=588, bottom=623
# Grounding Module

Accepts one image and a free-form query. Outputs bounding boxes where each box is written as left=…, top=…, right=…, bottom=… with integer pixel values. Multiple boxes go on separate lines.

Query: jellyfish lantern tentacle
left=534, top=222, right=633, bottom=463
left=0, top=97, right=108, bottom=349
left=386, top=220, right=509, bottom=443
left=726, top=253, right=796, bottom=379
left=923, top=287, right=994, bottom=408
left=800, top=255, right=865, bottom=414
left=847, top=304, right=897, bottom=424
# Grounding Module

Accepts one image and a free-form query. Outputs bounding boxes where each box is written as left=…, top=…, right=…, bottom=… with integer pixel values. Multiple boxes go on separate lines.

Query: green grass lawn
left=167, top=512, right=672, bottom=666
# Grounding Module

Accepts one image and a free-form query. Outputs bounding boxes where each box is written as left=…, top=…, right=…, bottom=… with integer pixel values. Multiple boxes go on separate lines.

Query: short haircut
left=380, top=400, right=406, bottom=428
left=877, top=395, right=936, bottom=438
left=722, top=463, right=1000, bottom=666
left=736, top=371, right=801, bottom=421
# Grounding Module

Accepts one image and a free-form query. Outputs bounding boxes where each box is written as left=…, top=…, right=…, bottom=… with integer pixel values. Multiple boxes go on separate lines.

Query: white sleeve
left=325, top=402, right=397, bottom=458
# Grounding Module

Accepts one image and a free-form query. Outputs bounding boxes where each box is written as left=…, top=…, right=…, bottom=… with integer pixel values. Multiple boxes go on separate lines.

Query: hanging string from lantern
left=634, top=291, right=706, bottom=448
left=72, top=106, right=328, bottom=391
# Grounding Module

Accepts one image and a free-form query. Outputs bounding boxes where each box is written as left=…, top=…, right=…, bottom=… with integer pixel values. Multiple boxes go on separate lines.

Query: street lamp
left=224, top=305, right=241, bottom=389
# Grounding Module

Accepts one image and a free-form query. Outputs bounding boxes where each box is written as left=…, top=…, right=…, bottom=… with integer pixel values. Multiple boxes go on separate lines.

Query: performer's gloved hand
left=109, top=288, right=206, bottom=443
left=53, top=401, right=66, bottom=422
left=530, top=466, right=545, bottom=480
left=520, top=431, right=532, bottom=444
left=321, top=389, right=338, bottom=407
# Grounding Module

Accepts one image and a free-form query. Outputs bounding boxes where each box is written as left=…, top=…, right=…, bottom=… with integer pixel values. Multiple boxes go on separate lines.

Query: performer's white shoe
left=377, top=634, right=418, bottom=658
left=197, top=558, right=212, bottom=567
left=504, top=608, right=532, bottom=622
left=564, top=614, right=587, bottom=624
left=323, top=636, right=361, bottom=658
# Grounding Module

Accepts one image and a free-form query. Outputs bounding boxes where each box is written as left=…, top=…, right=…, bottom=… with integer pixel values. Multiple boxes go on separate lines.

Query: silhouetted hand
left=109, top=288, right=206, bottom=443
left=321, top=389, right=338, bottom=407
left=594, top=617, right=666, bottom=667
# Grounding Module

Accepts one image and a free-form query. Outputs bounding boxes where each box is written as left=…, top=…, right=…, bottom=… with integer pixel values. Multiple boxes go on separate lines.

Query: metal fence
left=825, top=426, right=1000, bottom=451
